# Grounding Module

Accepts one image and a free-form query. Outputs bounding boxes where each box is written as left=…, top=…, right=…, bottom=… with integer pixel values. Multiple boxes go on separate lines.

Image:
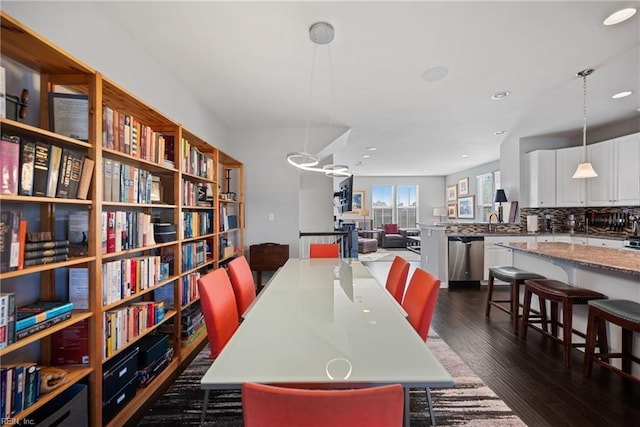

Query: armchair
left=377, top=224, right=406, bottom=248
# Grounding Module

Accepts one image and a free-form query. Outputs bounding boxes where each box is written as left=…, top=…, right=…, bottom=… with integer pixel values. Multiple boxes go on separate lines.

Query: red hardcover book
left=1, top=135, right=20, bottom=195
left=17, top=220, right=26, bottom=270
left=51, top=319, right=89, bottom=365
left=106, top=211, right=116, bottom=253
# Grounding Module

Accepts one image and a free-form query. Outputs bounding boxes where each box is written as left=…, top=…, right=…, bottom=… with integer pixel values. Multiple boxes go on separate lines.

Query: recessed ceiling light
left=491, top=91, right=511, bottom=100
left=461, top=154, right=469, bottom=158
left=366, top=146, right=377, bottom=151
left=362, top=154, right=371, bottom=159
left=603, top=8, right=637, bottom=25
left=421, top=66, right=449, bottom=82
left=494, top=130, right=508, bottom=135
left=612, top=91, right=633, bottom=99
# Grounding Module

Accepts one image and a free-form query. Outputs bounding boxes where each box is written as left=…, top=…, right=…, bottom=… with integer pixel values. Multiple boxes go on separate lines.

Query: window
left=371, top=184, right=419, bottom=228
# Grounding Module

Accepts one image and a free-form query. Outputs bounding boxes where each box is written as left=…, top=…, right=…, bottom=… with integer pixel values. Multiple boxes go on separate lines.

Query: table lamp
left=433, top=207, right=448, bottom=224
left=360, top=208, right=370, bottom=230
left=494, top=189, right=508, bottom=223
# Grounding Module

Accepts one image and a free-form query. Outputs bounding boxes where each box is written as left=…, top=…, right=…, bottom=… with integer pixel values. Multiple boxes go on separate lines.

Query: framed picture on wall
left=457, top=196, right=475, bottom=219
left=447, top=203, right=457, bottom=219
left=352, top=190, right=365, bottom=213
left=458, top=177, right=469, bottom=196
left=446, top=185, right=457, bottom=202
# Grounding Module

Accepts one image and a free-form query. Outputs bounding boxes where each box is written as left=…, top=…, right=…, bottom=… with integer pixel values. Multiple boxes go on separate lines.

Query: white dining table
left=200, top=258, right=452, bottom=425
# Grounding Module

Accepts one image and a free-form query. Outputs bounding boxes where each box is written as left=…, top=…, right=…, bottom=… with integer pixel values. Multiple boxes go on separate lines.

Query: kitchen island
left=502, top=242, right=640, bottom=374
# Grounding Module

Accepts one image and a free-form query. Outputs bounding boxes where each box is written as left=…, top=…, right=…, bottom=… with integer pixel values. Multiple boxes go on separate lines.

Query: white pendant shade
left=572, top=162, right=598, bottom=179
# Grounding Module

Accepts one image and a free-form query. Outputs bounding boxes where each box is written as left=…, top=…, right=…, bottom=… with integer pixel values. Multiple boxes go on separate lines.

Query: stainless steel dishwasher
left=448, top=236, right=484, bottom=283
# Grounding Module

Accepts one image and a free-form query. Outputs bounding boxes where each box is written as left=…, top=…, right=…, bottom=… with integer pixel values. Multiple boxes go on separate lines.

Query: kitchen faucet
left=488, top=212, right=498, bottom=233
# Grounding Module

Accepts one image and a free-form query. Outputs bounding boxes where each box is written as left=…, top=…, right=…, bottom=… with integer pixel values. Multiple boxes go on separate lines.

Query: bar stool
left=521, top=279, right=607, bottom=367
left=583, top=299, right=640, bottom=384
left=485, top=266, right=545, bottom=334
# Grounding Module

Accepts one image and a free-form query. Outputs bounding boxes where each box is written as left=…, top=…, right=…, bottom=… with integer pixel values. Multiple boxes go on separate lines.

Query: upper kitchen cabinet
left=527, top=150, right=556, bottom=207
left=556, top=146, right=586, bottom=207
left=587, top=133, right=640, bottom=206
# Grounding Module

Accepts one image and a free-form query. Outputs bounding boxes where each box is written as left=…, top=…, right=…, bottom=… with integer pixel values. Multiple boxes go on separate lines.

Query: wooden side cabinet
left=249, top=243, right=289, bottom=288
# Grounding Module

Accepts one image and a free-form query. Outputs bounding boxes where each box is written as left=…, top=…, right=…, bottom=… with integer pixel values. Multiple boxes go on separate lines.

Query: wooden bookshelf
left=0, top=12, right=244, bottom=426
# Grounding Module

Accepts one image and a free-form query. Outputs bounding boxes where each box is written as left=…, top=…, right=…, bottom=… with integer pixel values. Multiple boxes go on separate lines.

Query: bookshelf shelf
left=1, top=12, right=244, bottom=426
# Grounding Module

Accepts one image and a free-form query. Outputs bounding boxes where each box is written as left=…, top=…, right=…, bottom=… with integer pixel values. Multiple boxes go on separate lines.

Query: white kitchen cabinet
left=556, top=146, right=586, bottom=206
left=484, top=236, right=536, bottom=280
left=536, top=235, right=554, bottom=243
left=554, top=235, right=572, bottom=243
left=587, top=237, right=624, bottom=249
left=527, top=150, right=556, bottom=207
left=587, top=133, right=640, bottom=206
left=572, top=236, right=588, bottom=245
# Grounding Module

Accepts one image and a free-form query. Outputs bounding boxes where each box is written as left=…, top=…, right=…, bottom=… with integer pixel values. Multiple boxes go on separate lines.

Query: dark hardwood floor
left=431, top=285, right=640, bottom=427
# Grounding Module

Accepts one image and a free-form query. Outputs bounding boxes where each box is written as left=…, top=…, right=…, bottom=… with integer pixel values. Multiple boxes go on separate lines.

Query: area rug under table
left=138, top=333, right=525, bottom=426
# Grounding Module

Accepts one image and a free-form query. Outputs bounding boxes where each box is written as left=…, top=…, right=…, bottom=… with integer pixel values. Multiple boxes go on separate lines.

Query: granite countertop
left=445, top=232, right=624, bottom=240
left=504, top=242, right=640, bottom=277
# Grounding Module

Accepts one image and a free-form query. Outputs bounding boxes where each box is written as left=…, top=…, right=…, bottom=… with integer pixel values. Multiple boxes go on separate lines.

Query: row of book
left=103, top=301, right=165, bottom=358
left=219, top=204, right=239, bottom=231
left=181, top=272, right=201, bottom=307
left=0, top=294, right=74, bottom=350
left=102, top=210, right=155, bottom=254
left=182, top=241, right=207, bottom=271
left=103, top=158, right=156, bottom=204
left=160, top=302, right=205, bottom=348
left=102, top=105, right=175, bottom=168
left=102, top=256, right=162, bottom=306
left=182, top=210, right=214, bottom=239
left=0, top=135, right=94, bottom=200
left=0, top=211, right=75, bottom=273
left=1, top=363, right=42, bottom=417
left=183, top=179, right=213, bottom=207
left=181, top=137, right=214, bottom=179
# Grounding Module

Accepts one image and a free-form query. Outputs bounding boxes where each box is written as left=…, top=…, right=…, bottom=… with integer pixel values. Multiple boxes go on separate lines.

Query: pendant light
left=286, top=22, right=351, bottom=177
left=572, top=68, right=598, bottom=179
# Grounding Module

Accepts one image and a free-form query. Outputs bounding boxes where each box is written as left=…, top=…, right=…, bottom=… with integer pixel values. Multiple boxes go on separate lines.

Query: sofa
left=377, top=224, right=406, bottom=248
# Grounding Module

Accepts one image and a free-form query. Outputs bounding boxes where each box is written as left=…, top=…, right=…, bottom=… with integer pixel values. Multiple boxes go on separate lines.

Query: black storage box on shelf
left=137, top=333, right=169, bottom=368
left=154, top=223, right=177, bottom=243
left=30, top=384, right=88, bottom=427
left=103, top=345, right=139, bottom=400
left=102, top=376, right=138, bottom=424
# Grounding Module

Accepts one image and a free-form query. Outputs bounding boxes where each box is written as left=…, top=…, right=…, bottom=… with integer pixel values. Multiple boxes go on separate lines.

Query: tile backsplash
left=520, top=206, right=640, bottom=237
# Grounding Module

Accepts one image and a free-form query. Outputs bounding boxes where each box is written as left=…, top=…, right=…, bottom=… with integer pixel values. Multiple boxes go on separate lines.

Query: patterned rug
left=138, top=333, right=525, bottom=426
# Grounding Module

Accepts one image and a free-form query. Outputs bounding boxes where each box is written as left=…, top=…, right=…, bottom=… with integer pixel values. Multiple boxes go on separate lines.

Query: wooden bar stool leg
left=583, top=308, right=598, bottom=377
left=598, top=316, right=609, bottom=364
left=511, top=280, right=520, bottom=334
left=521, top=287, right=532, bottom=338
left=622, top=328, right=633, bottom=374
left=485, top=272, right=495, bottom=317
left=562, top=300, right=573, bottom=368
left=539, top=295, right=548, bottom=333
left=550, top=301, right=559, bottom=338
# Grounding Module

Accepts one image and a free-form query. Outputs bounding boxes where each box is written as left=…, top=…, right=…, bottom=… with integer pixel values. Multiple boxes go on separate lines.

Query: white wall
left=3, top=1, right=229, bottom=150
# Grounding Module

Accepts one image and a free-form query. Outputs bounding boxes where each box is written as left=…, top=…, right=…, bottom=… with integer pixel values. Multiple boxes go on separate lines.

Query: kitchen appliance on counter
left=448, top=236, right=484, bottom=285
left=623, top=236, right=640, bottom=250
left=565, top=214, right=582, bottom=234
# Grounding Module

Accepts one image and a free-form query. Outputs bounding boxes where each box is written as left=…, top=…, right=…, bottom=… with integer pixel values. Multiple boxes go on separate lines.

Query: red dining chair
left=401, top=267, right=441, bottom=425
left=227, top=255, right=257, bottom=317
left=242, top=382, right=404, bottom=427
left=197, top=268, right=241, bottom=424
left=385, top=256, right=410, bottom=304
left=309, top=243, right=340, bottom=258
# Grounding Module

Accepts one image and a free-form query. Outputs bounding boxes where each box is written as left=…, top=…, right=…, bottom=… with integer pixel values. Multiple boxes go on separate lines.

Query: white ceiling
left=99, top=1, right=640, bottom=177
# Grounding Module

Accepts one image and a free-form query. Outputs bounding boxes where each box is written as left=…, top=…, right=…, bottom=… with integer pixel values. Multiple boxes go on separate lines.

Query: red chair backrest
left=401, top=268, right=441, bottom=341
left=197, top=268, right=239, bottom=358
left=385, top=256, right=410, bottom=304
left=242, top=382, right=404, bottom=427
left=227, top=256, right=257, bottom=316
left=309, top=243, right=340, bottom=258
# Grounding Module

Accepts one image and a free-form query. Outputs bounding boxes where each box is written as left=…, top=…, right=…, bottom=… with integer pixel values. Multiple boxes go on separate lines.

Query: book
left=17, top=219, right=26, bottom=269
left=26, top=231, right=52, bottom=243
left=0, top=135, right=20, bottom=195
left=68, top=267, right=89, bottom=310
left=112, top=160, right=121, bottom=202
left=23, top=246, right=69, bottom=260
left=24, top=240, right=69, bottom=251
left=76, top=157, right=94, bottom=200
left=0, top=66, right=4, bottom=119
left=12, top=364, right=26, bottom=414
left=0, top=210, right=20, bottom=273
left=55, top=147, right=73, bottom=198
left=51, top=319, right=89, bottom=365
left=18, top=139, right=36, bottom=196
left=15, top=311, right=71, bottom=341
left=0, top=293, right=16, bottom=349
left=16, top=301, right=74, bottom=331
left=2, top=366, right=14, bottom=417
left=45, top=144, right=62, bottom=197
left=32, top=142, right=50, bottom=197
left=66, top=152, right=84, bottom=199
left=22, top=254, right=68, bottom=268
left=22, top=364, right=39, bottom=409
left=103, top=158, right=112, bottom=201
left=103, top=105, right=114, bottom=149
